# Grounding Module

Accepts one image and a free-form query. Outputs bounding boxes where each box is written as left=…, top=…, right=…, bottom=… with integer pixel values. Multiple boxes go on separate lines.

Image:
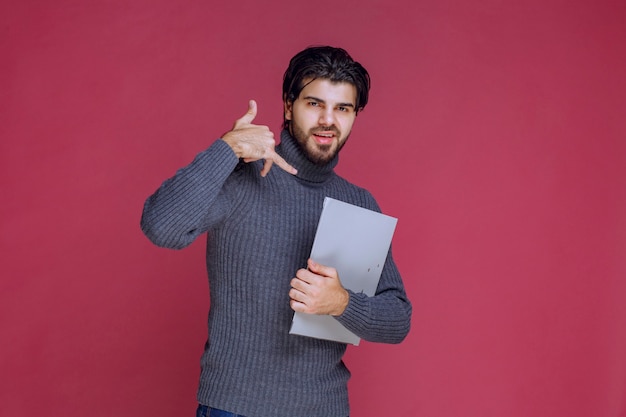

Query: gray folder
left=289, top=197, right=398, bottom=345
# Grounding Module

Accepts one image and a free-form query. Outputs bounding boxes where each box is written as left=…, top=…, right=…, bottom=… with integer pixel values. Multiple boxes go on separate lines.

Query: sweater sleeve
left=329, top=189, right=412, bottom=344
left=334, top=248, right=412, bottom=344
left=140, top=139, right=240, bottom=249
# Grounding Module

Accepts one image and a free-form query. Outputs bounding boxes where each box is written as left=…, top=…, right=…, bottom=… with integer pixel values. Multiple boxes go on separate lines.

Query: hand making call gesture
left=222, top=100, right=298, bottom=177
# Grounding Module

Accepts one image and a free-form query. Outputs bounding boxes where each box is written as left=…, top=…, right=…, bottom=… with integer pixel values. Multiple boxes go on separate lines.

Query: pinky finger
left=272, top=153, right=298, bottom=176
left=290, top=299, right=306, bottom=313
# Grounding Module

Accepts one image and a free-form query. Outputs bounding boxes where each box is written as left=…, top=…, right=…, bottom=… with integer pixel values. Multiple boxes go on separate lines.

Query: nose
left=318, top=107, right=335, bottom=127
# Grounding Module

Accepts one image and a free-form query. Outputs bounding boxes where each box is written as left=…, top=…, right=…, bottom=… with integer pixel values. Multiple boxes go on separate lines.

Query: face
left=284, top=78, right=357, bottom=165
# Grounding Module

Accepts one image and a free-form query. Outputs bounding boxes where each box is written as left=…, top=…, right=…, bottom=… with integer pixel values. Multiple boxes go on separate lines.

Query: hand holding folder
left=289, top=197, right=398, bottom=345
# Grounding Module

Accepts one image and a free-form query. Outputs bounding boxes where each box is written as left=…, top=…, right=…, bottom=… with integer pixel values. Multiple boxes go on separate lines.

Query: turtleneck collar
left=276, top=129, right=338, bottom=183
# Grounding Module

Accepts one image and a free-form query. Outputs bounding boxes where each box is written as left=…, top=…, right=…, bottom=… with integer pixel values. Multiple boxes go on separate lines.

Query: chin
left=305, top=149, right=336, bottom=165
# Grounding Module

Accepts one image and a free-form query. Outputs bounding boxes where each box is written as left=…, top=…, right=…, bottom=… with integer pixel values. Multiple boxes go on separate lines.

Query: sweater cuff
left=196, top=138, right=239, bottom=171
left=334, top=290, right=369, bottom=329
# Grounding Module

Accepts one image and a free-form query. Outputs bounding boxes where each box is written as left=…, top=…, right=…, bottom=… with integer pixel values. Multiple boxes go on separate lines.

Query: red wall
left=2, top=1, right=625, bottom=416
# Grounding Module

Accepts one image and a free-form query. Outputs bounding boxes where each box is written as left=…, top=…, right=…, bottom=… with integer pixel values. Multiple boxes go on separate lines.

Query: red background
left=2, top=1, right=625, bottom=416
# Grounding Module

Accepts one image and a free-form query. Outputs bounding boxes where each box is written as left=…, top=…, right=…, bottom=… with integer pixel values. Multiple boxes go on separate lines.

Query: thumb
left=308, top=259, right=336, bottom=278
left=237, top=99, right=257, bottom=126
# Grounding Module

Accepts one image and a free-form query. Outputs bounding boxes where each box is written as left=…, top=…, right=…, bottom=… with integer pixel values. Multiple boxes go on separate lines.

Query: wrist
left=221, top=133, right=241, bottom=158
left=331, top=289, right=350, bottom=317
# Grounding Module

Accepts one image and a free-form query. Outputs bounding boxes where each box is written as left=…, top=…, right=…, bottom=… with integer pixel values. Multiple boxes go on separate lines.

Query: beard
left=289, top=122, right=350, bottom=166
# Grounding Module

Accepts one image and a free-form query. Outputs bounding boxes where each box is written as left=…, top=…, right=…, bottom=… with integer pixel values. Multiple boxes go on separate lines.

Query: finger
left=307, top=259, right=336, bottom=278
left=295, top=268, right=315, bottom=284
left=257, top=151, right=297, bottom=177
left=289, top=285, right=308, bottom=301
left=234, top=99, right=257, bottom=128
left=267, top=151, right=298, bottom=176
left=290, top=299, right=307, bottom=313
left=260, top=159, right=273, bottom=177
left=291, top=275, right=312, bottom=293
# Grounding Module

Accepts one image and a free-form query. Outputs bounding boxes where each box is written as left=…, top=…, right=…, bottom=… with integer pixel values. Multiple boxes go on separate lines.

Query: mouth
left=311, top=130, right=337, bottom=145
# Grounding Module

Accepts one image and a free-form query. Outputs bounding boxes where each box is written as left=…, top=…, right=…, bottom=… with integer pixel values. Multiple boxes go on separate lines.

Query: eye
left=308, top=101, right=320, bottom=107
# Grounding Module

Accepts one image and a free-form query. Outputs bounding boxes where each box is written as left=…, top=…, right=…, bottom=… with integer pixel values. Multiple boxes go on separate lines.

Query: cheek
left=298, top=110, right=318, bottom=127
left=339, top=115, right=356, bottom=131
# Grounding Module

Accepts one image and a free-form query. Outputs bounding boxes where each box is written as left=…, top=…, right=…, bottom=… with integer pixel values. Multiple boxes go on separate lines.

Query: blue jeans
left=196, top=403, right=348, bottom=417
left=196, top=404, right=246, bottom=417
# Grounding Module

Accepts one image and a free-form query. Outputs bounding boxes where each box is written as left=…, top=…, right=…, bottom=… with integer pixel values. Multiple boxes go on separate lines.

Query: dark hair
left=282, top=46, right=370, bottom=129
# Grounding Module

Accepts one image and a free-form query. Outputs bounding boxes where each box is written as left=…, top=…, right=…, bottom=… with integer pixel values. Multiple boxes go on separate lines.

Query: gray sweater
left=141, top=130, right=411, bottom=417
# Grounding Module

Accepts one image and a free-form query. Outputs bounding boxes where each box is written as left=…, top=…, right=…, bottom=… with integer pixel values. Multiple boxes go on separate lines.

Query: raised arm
left=140, top=100, right=296, bottom=249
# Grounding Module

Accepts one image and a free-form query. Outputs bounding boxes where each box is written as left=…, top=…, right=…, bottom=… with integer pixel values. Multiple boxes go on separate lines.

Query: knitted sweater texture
left=141, top=130, right=411, bottom=417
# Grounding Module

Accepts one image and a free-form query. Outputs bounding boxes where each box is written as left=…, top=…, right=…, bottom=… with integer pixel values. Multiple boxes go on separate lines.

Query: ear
left=284, top=100, right=293, bottom=121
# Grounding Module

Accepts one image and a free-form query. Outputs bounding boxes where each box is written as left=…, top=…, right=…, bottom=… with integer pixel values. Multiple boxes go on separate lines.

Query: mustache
left=310, top=126, right=340, bottom=135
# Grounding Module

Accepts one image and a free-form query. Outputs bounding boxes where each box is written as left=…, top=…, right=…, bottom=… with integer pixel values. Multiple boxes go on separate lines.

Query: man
left=141, top=46, right=411, bottom=417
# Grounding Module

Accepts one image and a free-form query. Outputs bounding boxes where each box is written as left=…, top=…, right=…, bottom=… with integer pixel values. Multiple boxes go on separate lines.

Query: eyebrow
left=303, top=95, right=355, bottom=109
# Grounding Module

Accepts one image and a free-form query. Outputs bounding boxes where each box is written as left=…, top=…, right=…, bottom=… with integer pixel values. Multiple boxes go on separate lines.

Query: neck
left=277, top=130, right=338, bottom=183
